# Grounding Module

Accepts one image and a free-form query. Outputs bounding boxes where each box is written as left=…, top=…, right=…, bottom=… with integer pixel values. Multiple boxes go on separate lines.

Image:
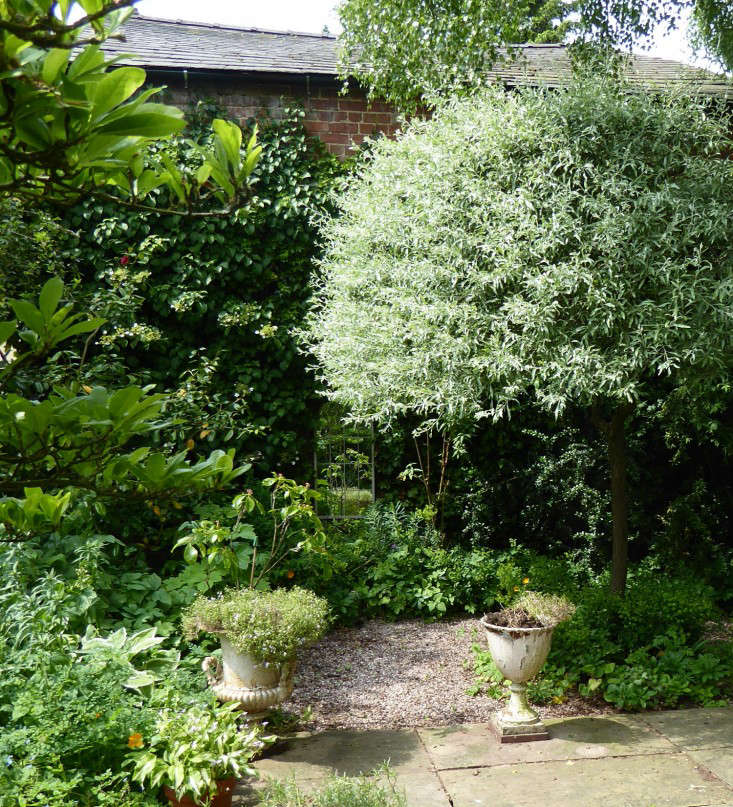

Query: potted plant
left=480, top=591, right=575, bottom=743
left=183, top=586, right=330, bottom=719
left=128, top=700, right=269, bottom=807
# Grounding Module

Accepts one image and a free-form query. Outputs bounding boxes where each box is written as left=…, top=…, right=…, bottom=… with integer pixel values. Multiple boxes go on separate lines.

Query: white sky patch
left=136, top=0, right=343, bottom=35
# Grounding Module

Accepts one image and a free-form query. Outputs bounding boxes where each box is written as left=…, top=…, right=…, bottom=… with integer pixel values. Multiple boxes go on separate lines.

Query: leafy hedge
left=60, top=106, right=342, bottom=471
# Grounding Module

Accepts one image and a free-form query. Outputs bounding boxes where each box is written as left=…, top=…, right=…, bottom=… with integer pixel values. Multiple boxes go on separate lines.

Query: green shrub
left=286, top=503, right=510, bottom=623
left=60, top=107, right=342, bottom=472
left=471, top=573, right=731, bottom=711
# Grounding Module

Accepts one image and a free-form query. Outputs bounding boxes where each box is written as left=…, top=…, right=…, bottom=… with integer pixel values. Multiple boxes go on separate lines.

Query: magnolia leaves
left=0, top=278, right=250, bottom=537
left=0, top=0, right=261, bottom=211
left=158, top=121, right=262, bottom=207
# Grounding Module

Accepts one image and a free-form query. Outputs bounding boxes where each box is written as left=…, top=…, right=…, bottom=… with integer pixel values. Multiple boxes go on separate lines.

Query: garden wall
left=151, top=71, right=402, bottom=158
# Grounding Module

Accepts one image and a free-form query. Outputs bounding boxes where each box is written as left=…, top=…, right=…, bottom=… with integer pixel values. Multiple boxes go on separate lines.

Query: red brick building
left=107, top=15, right=732, bottom=158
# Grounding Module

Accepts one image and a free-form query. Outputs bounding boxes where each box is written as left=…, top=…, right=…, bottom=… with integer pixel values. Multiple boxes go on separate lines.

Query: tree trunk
left=592, top=403, right=633, bottom=596
left=607, top=407, right=630, bottom=595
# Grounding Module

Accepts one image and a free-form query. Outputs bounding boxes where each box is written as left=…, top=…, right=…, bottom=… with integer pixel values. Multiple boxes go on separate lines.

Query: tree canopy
left=301, top=76, right=733, bottom=590
left=338, top=0, right=580, bottom=113
left=690, top=0, right=733, bottom=72
left=337, top=0, right=732, bottom=111
left=304, top=79, right=733, bottom=426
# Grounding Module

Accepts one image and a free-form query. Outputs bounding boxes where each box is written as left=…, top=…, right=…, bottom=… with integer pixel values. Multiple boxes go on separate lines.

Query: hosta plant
left=128, top=700, right=269, bottom=804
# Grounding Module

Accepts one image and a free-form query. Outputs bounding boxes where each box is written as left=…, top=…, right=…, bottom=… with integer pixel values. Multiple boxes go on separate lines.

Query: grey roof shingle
left=106, top=14, right=732, bottom=99
left=106, top=15, right=341, bottom=76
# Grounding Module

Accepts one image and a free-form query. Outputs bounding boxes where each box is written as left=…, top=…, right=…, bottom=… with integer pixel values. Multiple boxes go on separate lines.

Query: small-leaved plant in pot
left=484, top=591, right=576, bottom=630
left=183, top=587, right=330, bottom=717
left=183, top=587, right=330, bottom=664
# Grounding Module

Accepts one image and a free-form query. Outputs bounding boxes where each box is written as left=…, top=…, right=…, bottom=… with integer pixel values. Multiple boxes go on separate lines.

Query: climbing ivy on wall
left=60, top=106, right=342, bottom=471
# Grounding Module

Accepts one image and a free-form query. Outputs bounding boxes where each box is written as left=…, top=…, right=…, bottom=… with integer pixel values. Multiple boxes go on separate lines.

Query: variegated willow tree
left=301, top=77, right=733, bottom=595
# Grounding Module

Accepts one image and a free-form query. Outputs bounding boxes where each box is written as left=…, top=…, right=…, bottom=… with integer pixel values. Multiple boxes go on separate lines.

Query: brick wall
left=150, top=70, right=401, bottom=158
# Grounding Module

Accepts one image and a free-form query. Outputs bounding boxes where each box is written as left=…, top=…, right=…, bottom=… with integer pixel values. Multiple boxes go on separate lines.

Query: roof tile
left=105, top=15, right=732, bottom=99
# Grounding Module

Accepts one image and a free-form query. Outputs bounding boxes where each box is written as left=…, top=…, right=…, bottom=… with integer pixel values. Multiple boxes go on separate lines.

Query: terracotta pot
left=163, top=777, right=236, bottom=807
left=202, top=638, right=294, bottom=719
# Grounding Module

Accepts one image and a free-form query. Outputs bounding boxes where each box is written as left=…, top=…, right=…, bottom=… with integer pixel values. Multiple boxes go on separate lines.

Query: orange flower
left=286, top=570, right=295, bottom=579
left=152, top=505, right=161, bottom=517
left=127, top=733, right=144, bottom=749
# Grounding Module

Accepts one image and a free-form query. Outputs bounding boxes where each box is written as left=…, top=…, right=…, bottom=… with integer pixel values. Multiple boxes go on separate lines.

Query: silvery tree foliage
left=302, top=78, right=733, bottom=592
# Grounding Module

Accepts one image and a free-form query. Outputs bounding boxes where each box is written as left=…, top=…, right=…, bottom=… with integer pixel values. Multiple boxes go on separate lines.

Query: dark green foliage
left=288, top=504, right=571, bottom=623
left=432, top=387, right=732, bottom=592
left=0, top=200, right=69, bottom=318
left=60, top=107, right=342, bottom=471
left=471, top=571, right=732, bottom=711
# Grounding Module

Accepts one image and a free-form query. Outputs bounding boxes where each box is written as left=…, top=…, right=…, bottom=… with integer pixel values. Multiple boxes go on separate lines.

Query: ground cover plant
left=257, top=766, right=407, bottom=807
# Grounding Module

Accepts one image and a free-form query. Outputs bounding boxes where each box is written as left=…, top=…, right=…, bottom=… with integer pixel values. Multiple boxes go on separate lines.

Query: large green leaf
left=10, top=300, right=43, bottom=333
left=38, top=277, right=64, bottom=319
left=212, top=118, right=242, bottom=171
left=0, top=320, right=17, bottom=345
left=97, top=105, right=185, bottom=137
left=41, top=48, right=70, bottom=84
left=91, top=67, right=147, bottom=120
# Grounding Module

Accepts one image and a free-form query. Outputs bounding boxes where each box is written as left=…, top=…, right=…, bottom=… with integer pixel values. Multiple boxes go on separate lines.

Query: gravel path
left=288, top=618, right=612, bottom=731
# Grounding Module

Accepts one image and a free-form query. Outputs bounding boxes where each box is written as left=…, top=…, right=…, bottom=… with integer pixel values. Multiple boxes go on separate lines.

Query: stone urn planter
left=480, top=616, right=555, bottom=742
left=183, top=586, right=330, bottom=721
left=480, top=592, right=575, bottom=743
left=202, top=638, right=295, bottom=720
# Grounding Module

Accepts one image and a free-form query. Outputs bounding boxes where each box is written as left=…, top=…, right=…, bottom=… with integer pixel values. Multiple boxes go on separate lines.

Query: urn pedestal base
left=490, top=714, right=550, bottom=743
left=491, top=680, right=550, bottom=743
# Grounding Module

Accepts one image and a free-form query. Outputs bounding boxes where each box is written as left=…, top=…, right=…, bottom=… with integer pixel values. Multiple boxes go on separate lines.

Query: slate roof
left=107, top=14, right=732, bottom=99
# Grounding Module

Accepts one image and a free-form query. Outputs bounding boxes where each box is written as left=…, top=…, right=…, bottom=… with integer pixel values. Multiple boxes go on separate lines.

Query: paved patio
left=237, top=707, right=733, bottom=807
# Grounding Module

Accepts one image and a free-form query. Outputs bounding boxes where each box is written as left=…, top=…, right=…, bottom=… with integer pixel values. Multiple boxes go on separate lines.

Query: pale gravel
left=287, top=617, right=613, bottom=731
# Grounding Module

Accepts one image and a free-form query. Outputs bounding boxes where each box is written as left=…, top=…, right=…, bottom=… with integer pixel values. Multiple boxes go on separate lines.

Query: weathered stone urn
left=202, top=638, right=294, bottom=720
left=480, top=615, right=555, bottom=743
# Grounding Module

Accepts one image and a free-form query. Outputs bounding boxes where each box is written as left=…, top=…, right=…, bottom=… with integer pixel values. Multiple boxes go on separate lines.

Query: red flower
left=120, top=255, right=129, bottom=266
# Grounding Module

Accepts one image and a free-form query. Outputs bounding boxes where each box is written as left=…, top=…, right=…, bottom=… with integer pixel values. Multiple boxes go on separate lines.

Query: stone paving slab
left=639, top=709, right=733, bottom=751
left=419, top=715, right=675, bottom=770
left=688, top=748, right=733, bottom=789
left=239, top=770, right=451, bottom=807
left=253, top=729, right=431, bottom=780
left=439, top=753, right=733, bottom=807
left=243, top=708, right=733, bottom=807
